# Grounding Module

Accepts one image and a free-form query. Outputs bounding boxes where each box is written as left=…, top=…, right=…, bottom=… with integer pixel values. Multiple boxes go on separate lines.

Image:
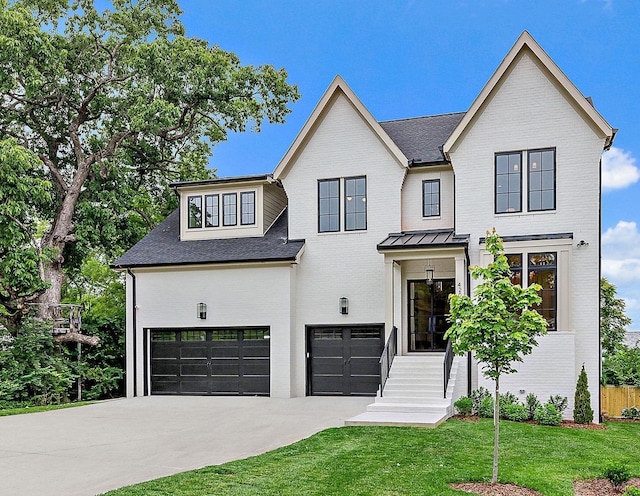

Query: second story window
left=241, top=191, right=255, bottom=225
left=495, top=152, right=522, bottom=214
left=528, top=149, right=556, bottom=211
left=345, top=176, right=367, bottom=231
left=318, top=179, right=340, bottom=232
left=422, top=179, right=440, bottom=217
left=188, top=196, right=202, bottom=228
left=223, top=193, right=237, bottom=226
left=205, top=194, right=219, bottom=227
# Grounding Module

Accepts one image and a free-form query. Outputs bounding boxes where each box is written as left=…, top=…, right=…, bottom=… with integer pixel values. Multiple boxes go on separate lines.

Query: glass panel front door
left=408, top=279, right=455, bottom=352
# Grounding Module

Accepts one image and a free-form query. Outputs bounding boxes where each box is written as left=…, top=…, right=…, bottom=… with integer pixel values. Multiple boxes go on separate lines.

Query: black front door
left=408, top=279, right=455, bottom=352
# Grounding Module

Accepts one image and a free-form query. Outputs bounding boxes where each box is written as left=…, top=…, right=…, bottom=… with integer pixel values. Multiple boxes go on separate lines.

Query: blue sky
left=179, top=0, right=640, bottom=330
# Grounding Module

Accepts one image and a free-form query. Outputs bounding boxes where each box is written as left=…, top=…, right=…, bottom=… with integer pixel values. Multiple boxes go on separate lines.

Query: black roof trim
left=170, top=174, right=272, bottom=188
left=112, top=255, right=300, bottom=270
left=378, top=229, right=469, bottom=251
left=478, top=232, right=574, bottom=244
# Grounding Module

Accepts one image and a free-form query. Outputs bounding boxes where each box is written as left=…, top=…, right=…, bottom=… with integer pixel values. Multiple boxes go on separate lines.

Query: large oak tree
left=0, top=0, right=299, bottom=341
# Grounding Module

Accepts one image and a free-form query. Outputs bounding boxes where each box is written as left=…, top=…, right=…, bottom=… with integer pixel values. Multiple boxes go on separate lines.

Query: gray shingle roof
left=112, top=209, right=304, bottom=268
left=379, top=112, right=465, bottom=165
left=378, top=229, right=469, bottom=251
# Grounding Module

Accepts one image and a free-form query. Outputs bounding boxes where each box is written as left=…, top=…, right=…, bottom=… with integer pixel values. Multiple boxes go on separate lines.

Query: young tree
left=601, top=278, right=632, bottom=355
left=445, top=229, right=548, bottom=484
left=0, top=0, right=300, bottom=341
left=573, top=364, right=594, bottom=424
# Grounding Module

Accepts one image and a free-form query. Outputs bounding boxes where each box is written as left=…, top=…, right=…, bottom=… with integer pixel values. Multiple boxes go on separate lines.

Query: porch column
left=384, top=259, right=394, bottom=340
left=455, top=255, right=467, bottom=298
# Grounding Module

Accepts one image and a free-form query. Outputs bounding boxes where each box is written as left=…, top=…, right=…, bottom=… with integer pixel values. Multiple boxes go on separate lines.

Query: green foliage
left=601, top=278, right=632, bottom=355
left=574, top=365, right=594, bottom=424
left=603, top=462, right=631, bottom=490
left=504, top=403, right=528, bottom=422
left=479, top=396, right=494, bottom=418
left=470, top=387, right=491, bottom=415
left=454, top=396, right=473, bottom=416
left=499, top=391, right=519, bottom=418
left=525, top=393, right=540, bottom=421
left=0, top=319, right=76, bottom=406
left=624, top=487, right=640, bottom=496
left=548, top=395, right=568, bottom=414
left=534, top=402, right=563, bottom=426
left=603, top=346, right=640, bottom=386
left=622, top=407, right=640, bottom=419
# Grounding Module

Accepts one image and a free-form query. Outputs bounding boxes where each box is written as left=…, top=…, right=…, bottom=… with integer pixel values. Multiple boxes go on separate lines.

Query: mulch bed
left=452, top=478, right=640, bottom=495
left=451, top=414, right=606, bottom=429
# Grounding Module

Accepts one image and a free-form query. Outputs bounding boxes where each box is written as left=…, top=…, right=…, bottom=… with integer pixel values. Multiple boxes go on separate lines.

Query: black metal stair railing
left=443, top=339, right=454, bottom=398
left=379, top=326, right=397, bottom=397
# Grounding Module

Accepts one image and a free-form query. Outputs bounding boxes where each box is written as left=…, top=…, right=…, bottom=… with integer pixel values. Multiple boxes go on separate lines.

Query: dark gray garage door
left=150, top=328, right=270, bottom=396
left=308, top=325, right=383, bottom=396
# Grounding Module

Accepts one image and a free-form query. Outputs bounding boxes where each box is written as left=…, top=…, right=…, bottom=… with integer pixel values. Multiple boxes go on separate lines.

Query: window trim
left=495, top=151, right=523, bottom=214
left=318, top=178, right=340, bottom=233
left=422, top=179, right=441, bottom=218
left=344, top=176, right=367, bottom=231
left=222, top=193, right=238, bottom=227
left=240, top=191, right=256, bottom=226
left=527, top=147, right=556, bottom=212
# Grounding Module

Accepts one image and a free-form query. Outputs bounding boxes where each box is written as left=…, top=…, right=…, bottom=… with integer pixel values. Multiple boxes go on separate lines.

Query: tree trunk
left=492, top=376, right=500, bottom=484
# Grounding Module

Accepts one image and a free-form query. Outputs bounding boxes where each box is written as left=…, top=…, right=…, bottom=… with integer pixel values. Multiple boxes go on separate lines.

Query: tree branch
left=39, top=154, right=69, bottom=193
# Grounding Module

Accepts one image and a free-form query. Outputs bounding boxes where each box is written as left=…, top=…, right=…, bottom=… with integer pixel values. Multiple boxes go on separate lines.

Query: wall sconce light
left=577, top=240, right=589, bottom=248
left=197, top=302, right=207, bottom=319
left=339, top=297, right=349, bottom=315
left=425, top=262, right=435, bottom=285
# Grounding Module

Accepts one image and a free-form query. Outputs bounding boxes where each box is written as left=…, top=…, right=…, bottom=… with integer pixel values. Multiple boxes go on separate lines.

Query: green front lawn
left=0, top=401, right=94, bottom=417
left=103, top=419, right=640, bottom=496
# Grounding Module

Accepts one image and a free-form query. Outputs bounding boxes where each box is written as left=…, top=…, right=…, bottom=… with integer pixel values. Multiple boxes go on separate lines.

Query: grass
left=0, top=401, right=94, bottom=416
left=102, top=419, right=640, bottom=496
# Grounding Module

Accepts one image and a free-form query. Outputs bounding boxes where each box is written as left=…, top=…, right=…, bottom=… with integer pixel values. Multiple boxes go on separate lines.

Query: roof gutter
left=126, top=268, right=137, bottom=397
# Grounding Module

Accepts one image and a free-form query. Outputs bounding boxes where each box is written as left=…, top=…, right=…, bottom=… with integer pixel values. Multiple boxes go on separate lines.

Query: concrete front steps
left=346, top=354, right=460, bottom=428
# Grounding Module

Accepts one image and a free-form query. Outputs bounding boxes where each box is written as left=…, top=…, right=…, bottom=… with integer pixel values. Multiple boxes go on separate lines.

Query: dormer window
left=223, top=193, right=237, bottom=226
left=188, top=196, right=202, bottom=228
left=205, top=195, right=219, bottom=227
left=186, top=189, right=257, bottom=230
left=241, top=192, right=256, bottom=225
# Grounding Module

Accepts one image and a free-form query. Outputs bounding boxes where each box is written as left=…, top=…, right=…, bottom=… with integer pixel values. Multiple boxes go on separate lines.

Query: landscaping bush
left=534, top=402, right=562, bottom=426
left=470, top=387, right=491, bottom=415
left=548, top=394, right=568, bottom=414
left=454, top=396, right=473, bottom=416
left=574, top=365, right=594, bottom=424
left=504, top=403, right=528, bottom=422
left=604, top=462, right=631, bottom=490
left=525, top=393, right=540, bottom=420
left=622, top=406, right=640, bottom=419
left=624, top=487, right=640, bottom=496
left=478, top=396, right=494, bottom=418
left=499, top=391, right=519, bottom=418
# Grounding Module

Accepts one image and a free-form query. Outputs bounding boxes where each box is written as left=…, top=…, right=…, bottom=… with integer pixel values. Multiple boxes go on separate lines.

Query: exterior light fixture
left=425, top=262, right=435, bottom=286
left=577, top=240, right=589, bottom=248
left=339, top=297, right=349, bottom=315
left=197, top=302, right=207, bottom=319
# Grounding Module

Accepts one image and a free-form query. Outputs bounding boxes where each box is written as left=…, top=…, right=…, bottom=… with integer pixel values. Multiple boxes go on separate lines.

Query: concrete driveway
left=0, top=396, right=370, bottom=496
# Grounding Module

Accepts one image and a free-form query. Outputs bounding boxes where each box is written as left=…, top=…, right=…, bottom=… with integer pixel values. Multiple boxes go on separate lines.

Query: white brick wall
left=450, top=51, right=605, bottom=419
left=282, top=92, right=406, bottom=396
left=401, top=167, right=455, bottom=231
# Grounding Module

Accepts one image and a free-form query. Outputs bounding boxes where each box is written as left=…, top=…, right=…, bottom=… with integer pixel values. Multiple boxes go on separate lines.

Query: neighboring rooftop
left=112, top=209, right=303, bottom=268
left=379, top=112, right=465, bottom=165
left=169, top=173, right=272, bottom=189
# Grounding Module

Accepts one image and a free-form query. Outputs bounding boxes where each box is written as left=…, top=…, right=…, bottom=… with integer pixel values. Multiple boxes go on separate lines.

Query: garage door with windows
left=307, top=325, right=383, bottom=396
left=150, top=327, right=270, bottom=396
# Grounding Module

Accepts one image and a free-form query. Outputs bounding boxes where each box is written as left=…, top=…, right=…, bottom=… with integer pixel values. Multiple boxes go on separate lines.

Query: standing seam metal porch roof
left=377, top=229, right=469, bottom=251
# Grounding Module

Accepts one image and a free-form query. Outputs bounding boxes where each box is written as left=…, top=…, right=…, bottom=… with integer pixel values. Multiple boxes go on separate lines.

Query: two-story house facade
left=113, top=32, right=614, bottom=423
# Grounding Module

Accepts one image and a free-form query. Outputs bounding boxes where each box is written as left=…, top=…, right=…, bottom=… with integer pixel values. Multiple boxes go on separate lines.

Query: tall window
left=188, top=196, right=202, bottom=228
left=205, top=194, right=219, bottom=227
left=240, top=191, right=255, bottom=225
left=318, top=179, right=340, bottom=232
left=422, top=179, right=440, bottom=217
left=345, top=176, right=367, bottom=231
left=222, top=193, right=237, bottom=226
left=506, top=254, right=522, bottom=286
left=495, top=152, right=522, bottom=213
left=528, top=149, right=555, bottom=211
left=528, top=252, right=557, bottom=331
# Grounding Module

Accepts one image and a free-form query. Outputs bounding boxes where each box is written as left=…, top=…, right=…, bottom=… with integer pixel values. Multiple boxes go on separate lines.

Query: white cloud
left=602, top=258, right=640, bottom=284
left=602, top=220, right=640, bottom=258
left=602, top=147, right=640, bottom=191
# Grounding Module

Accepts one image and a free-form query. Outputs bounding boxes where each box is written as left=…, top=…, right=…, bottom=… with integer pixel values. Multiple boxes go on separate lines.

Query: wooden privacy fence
left=601, top=385, right=640, bottom=417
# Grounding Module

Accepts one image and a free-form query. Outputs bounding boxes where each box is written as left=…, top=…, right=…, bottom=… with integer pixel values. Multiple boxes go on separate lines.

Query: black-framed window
left=318, top=179, right=340, bottom=232
left=240, top=191, right=255, bottom=225
left=528, top=149, right=556, bottom=211
left=205, top=194, right=219, bottom=227
left=495, top=152, right=522, bottom=214
left=222, top=193, right=237, bottom=226
left=188, top=196, right=202, bottom=228
left=506, top=254, right=522, bottom=286
left=344, top=176, right=367, bottom=231
left=528, top=252, right=557, bottom=331
left=422, top=179, right=440, bottom=217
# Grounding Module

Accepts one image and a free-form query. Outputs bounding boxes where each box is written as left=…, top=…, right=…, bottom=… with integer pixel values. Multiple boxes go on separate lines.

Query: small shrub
left=454, top=396, right=473, bottom=416
left=525, top=393, right=540, bottom=420
left=604, top=462, right=631, bottom=490
left=574, top=365, right=594, bottom=424
left=621, top=406, right=640, bottom=419
left=623, top=487, right=640, bottom=496
left=548, top=395, right=568, bottom=413
left=470, top=387, right=491, bottom=415
left=504, top=403, right=528, bottom=422
left=478, top=396, right=494, bottom=418
left=499, top=392, right=519, bottom=418
left=534, top=402, right=562, bottom=426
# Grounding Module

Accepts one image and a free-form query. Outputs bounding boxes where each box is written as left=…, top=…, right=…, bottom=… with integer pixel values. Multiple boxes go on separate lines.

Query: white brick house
left=114, top=32, right=614, bottom=424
